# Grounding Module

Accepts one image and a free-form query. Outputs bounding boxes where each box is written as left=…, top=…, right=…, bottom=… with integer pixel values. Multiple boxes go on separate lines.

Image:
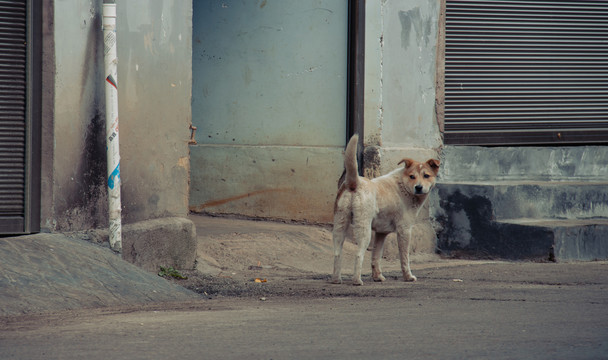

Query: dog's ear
left=398, top=158, right=415, bottom=168
left=426, top=159, right=440, bottom=174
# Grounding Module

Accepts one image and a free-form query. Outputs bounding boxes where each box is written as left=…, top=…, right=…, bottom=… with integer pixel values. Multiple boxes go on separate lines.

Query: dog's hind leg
left=396, top=226, right=417, bottom=282
left=371, top=232, right=387, bottom=282
left=331, top=230, right=346, bottom=284
left=331, top=212, right=349, bottom=284
left=352, top=222, right=372, bottom=286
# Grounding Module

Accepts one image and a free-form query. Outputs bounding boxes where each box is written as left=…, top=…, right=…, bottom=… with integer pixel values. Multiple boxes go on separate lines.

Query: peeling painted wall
left=192, top=0, right=347, bottom=147
left=189, top=0, right=442, bottom=223
left=364, top=0, right=441, bottom=166
left=42, top=1, right=192, bottom=231
left=49, top=1, right=107, bottom=230
left=190, top=0, right=348, bottom=223
left=118, top=1, right=192, bottom=225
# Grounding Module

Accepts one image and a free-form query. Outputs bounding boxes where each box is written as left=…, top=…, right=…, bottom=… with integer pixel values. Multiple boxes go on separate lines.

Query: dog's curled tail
left=344, top=134, right=359, bottom=191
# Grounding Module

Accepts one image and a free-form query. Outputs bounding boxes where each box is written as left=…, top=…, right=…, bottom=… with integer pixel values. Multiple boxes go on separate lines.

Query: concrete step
left=435, top=217, right=608, bottom=261
left=497, top=218, right=608, bottom=261
left=431, top=181, right=608, bottom=261
left=434, top=181, right=608, bottom=220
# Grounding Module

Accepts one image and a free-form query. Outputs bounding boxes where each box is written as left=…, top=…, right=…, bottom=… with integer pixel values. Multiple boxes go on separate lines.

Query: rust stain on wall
left=189, top=188, right=291, bottom=212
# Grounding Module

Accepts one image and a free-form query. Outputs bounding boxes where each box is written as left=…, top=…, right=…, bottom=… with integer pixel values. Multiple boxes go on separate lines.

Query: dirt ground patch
left=171, top=215, right=482, bottom=298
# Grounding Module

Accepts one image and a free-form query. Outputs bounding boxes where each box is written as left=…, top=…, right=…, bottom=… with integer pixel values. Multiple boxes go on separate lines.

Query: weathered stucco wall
left=118, top=1, right=192, bottom=225
left=189, top=0, right=347, bottom=224
left=381, top=0, right=441, bottom=149
left=189, top=0, right=442, bottom=224
left=364, top=0, right=442, bottom=177
left=49, top=1, right=107, bottom=231
left=42, top=1, right=192, bottom=232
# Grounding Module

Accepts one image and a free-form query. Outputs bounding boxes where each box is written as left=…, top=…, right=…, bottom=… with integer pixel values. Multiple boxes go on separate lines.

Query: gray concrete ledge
left=440, top=145, right=608, bottom=182
left=434, top=182, right=608, bottom=220
left=122, top=217, right=197, bottom=272
left=79, top=217, right=197, bottom=273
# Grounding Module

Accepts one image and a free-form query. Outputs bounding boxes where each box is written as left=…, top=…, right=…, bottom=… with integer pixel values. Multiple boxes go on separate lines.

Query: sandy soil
left=177, top=215, right=463, bottom=298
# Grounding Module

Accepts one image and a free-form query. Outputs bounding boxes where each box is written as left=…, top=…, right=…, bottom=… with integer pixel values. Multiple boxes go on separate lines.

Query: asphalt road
left=2, top=261, right=606, bottom=360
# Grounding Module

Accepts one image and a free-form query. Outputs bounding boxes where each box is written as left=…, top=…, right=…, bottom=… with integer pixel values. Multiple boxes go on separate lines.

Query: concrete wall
left=190, top=0, right=348, bottom=224
left=44, top=0, right=107, bottom=231
left=118, top=1, right=192, bottom=225
left=191, top=1, right=347, bottom=147
left=364, top=0, right=441, bottom=177
left=189, top=0, right=442, bottom=225
left=41, top=1, right=192, bottom=232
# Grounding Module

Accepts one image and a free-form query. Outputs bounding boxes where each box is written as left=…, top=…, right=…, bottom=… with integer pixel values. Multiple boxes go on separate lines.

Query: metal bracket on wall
left=189, top=124, right=197, bottom=145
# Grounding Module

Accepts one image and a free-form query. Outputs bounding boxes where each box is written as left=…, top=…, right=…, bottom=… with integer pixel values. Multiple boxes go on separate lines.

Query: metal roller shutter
left=0, top=0, right=40, bottom=234
left=443, top=0, right=608, bottom=145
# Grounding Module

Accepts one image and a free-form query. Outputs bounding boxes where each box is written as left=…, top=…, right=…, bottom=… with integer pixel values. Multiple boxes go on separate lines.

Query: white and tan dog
left=332, top=134, right=440, bottom=285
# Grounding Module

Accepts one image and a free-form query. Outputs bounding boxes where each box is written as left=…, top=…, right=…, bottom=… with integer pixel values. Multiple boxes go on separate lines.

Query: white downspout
left=103, top=1, right=122, bottom=252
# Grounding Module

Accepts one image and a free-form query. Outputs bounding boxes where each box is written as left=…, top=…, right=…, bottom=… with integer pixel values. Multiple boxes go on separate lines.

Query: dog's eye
left=409, top=175, right=416, bottom=180
left=423, top=174, right=430, bottom=179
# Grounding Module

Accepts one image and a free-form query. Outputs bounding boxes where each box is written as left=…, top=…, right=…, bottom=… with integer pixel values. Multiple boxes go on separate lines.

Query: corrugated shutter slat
left=0, top=0, right=26, bottom=228
left=444, top=0, right=608, bottom=145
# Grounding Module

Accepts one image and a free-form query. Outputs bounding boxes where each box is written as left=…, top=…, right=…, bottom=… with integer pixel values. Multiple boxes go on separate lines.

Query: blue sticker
left=108, top=163, right=120, bottom=189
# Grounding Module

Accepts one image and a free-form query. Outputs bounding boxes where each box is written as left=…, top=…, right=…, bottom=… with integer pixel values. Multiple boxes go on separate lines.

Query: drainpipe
left=103, top=1, right=122, bottom=252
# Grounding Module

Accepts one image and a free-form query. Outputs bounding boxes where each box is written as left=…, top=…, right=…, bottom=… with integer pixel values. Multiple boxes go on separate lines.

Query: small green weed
left=158, top=266, right=188, bottom=280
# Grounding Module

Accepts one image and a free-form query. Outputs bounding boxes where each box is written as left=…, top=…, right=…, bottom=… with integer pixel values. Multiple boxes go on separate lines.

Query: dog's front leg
left=396, top=225, right=417, bottom=282
left=371, top=232, right=387, bottom=282
left=352, top=223, right=372, bottom=286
